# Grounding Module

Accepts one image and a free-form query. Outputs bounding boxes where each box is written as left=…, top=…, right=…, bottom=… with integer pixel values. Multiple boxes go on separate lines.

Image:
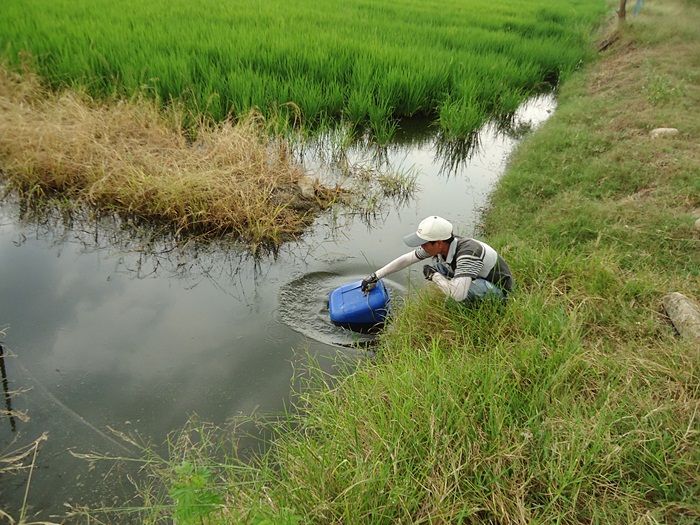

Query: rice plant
left=0, top=0, right=606, bottom=138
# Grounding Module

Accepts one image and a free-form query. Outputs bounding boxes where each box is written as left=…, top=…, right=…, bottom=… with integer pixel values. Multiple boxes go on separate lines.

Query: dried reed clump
left=0, top=65, right=338, bottom=246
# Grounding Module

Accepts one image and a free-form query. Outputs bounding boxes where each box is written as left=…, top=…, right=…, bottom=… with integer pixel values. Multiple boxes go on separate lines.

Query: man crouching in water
left=361, top=215, right=513, bottom=306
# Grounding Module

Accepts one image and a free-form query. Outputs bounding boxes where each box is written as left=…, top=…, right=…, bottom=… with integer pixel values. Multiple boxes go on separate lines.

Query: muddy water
left=0, top=95, right=554, bottom=520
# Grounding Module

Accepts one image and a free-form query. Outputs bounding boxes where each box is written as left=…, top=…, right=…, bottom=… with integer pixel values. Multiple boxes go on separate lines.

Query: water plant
left=0, top=61, right=421, bottom=250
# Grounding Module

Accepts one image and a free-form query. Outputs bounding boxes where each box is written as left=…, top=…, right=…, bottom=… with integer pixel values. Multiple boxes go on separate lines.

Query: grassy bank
left=0, top=0, right=605, bottom=138
left=66, top=1, right=699, bottom=524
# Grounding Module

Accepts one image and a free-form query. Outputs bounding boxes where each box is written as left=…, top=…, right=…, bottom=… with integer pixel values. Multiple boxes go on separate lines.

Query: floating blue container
left=329, top=279, right=391, bottom=332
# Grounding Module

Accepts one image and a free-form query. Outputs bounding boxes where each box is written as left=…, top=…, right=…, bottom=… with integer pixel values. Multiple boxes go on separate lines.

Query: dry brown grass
left=0, top=64, right=343, bottom=249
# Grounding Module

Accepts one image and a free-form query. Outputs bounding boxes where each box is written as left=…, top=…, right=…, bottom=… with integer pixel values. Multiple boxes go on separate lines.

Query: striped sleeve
left=454, top=253, right=484, bottom=279
left=415, top=247, right=431, bottom=260
left=453, top=239, right=486, bottom=279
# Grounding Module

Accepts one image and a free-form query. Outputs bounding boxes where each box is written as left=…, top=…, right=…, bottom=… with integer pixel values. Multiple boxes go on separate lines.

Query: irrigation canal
left=0, top=95, right=555, bottom=520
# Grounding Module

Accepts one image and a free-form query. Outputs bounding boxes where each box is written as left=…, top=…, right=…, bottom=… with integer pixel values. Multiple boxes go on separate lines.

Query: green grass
left=0, top=0, right=605, bottom=138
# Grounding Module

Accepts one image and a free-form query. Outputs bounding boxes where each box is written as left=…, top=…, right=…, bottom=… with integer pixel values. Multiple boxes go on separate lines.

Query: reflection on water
left=298, top=94, right=555, bottom=184
left=0, top=93, right=556, bottom=520
left=434, top=132, right=482, bottom=178
left=0, top=343, right=16, bottom=432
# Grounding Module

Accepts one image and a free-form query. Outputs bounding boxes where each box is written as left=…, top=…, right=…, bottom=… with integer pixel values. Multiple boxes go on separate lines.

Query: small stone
left=695, top=218, right=700, bottom=232
left=650, top=127, right=679, bottom=139
left=663, top=292, right=700, bottom=344
left=298, top=176, right=316, bottom=199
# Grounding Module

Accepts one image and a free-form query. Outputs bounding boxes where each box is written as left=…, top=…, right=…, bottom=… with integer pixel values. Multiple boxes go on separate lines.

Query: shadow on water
left=0, top=93, right=557, bottom=521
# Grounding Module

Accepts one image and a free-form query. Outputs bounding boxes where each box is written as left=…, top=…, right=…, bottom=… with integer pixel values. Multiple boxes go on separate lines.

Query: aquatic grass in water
left=0, top=0, right=605, bottom=138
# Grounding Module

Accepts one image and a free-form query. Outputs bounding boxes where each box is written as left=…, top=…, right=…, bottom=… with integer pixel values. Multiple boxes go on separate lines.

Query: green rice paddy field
left=0, top=0, right=606, bottom=137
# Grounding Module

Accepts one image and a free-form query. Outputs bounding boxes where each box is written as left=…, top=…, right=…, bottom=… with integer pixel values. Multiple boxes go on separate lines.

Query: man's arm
left=432, top=274, right=472, bottom=302
left=361, top=250, right=423, bottom=292
left=375, top=251, right=422, bottom=279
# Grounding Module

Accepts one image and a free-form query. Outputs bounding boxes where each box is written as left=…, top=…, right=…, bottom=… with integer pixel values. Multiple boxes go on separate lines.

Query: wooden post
left=619, top=0, right=627, bottom=23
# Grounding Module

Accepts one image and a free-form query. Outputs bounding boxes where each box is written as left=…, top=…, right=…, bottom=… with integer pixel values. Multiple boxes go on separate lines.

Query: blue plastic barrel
left=329, top=279, right=391, bottom=331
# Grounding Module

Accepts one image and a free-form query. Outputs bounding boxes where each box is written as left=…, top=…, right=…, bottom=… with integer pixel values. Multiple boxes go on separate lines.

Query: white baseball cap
left=403, top=216, right=453, bottom=247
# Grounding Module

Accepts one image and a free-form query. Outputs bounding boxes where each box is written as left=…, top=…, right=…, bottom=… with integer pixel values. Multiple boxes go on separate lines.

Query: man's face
left=421, top=240, right=444, bottom=257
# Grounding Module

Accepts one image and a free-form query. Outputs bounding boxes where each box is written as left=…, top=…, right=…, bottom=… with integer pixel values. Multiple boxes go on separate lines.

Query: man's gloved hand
left=361, top=273, right=378, bottom=293
left=423, top=265, right=438, bottom=281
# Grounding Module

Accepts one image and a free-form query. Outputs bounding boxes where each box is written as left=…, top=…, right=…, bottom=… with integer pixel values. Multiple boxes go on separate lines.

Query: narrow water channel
left=0, top=95, right=555, bottom=520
